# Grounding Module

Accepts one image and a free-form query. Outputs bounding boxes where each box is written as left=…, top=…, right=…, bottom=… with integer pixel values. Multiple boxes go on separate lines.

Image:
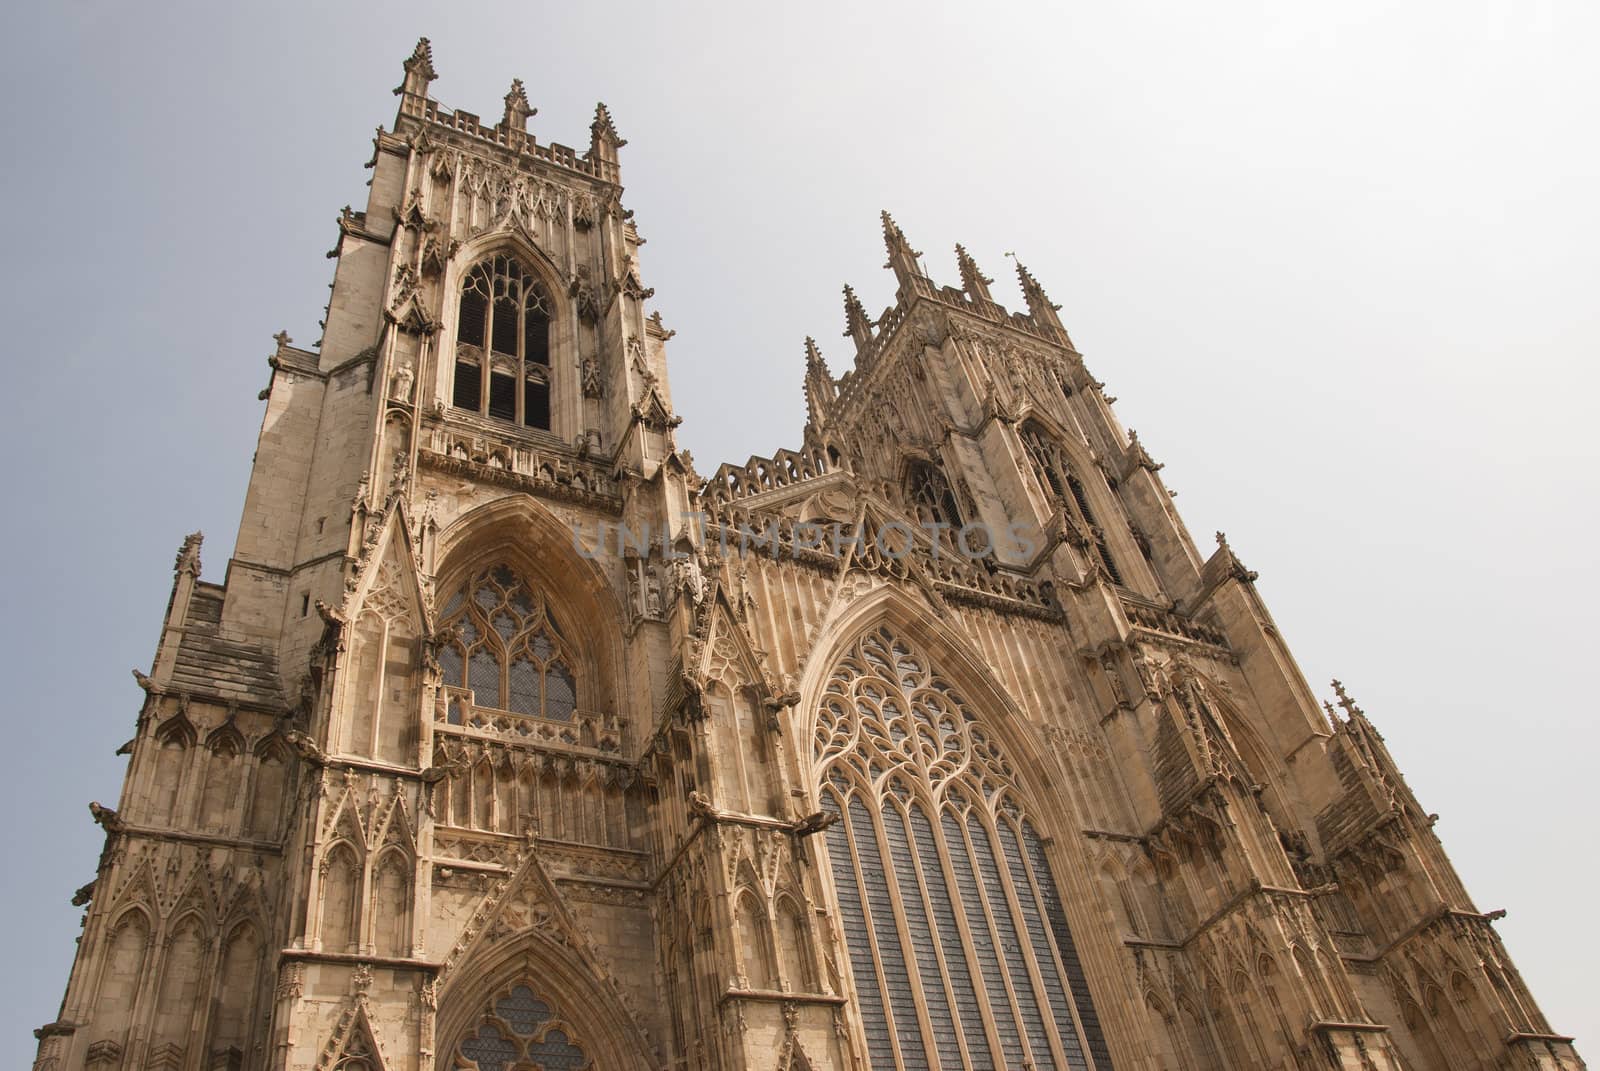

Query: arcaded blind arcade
left=32, top=39, right=1584, bottom=1071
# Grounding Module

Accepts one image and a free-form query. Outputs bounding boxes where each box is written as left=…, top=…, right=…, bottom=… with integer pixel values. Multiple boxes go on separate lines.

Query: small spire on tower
left=1331, top=679, right=1364, bottom=720
left=803, top=337, right=837, bottom=429
left=397, top=38, right=437, bottom=99
left=1013, top=257, right=1065, bottom=332
left=591, top=103, right=626, bottom=147
left=842, top=285, right=873, bottom=349
left=955, top=243, right=993, bottom=302
left=501, top=79, right=535, bottom=131
left=880, top=210, right=923, bottom=290
left=587, top=103, right=626, bottom=180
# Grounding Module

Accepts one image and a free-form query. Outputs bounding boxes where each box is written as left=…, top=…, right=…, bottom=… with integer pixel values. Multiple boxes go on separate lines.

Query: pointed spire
left=955, top=243, right=993, bottom=302
left=591, top=103, right=626, bottom=147
left=805, top=336, right=831, bottom=378
left=842, top=285, right=873, bottom=349
left=1331, top=679, right=1364, bottom=720
left=501, top=79, right=535, bottom=131
left=803, top=337, right=837, bottom=430
left=586, top=103, right=626, bottom=181
left=880, top=210, right=924, bottom=291
left=398, top=38, right=437, bottom=99
left=1014, top=257, right=1065, bottom=332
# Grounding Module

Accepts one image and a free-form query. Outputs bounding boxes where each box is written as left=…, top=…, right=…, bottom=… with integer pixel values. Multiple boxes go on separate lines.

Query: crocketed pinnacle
left=403, top=37, right=436, bottom=84
left=842, top=284, right=873, bottom=346
left=955, top=243, right=993, bottom=301
left=591, top=102, right=627, bottom=147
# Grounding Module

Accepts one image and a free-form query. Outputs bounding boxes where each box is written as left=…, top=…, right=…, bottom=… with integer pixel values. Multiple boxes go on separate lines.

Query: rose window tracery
left=816, top=627, right=1113, bottom=1070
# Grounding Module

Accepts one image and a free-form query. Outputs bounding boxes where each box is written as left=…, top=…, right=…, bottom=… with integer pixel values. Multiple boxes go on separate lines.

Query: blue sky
left=2, top=1, right=1595, bottom=1061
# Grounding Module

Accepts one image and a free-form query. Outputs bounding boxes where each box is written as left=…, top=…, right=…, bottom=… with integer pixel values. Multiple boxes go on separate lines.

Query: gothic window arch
left=456, top=982, right=591, bottom=1071
left=906, top=460, right=964, bottom=532
left=815, top=627, right=1113, bottom=1070
left=1019, top=422, right=1123, bottom=586
left=453, top=254, right=553, bottom=429
left=437, top=563, right=578, bottom=722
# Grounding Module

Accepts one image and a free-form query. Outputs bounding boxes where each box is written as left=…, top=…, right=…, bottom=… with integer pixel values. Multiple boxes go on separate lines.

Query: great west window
left=816, top=627, right=1113, bottom=1070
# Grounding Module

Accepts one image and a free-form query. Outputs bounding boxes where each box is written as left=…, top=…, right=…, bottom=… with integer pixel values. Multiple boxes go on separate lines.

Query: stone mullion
left=1003, top=813, right=1097, bottom=1070
left=829, top=788, right=906, bottom=1071
left=950, top=805, right=1037, bottom=1069
left=933, top=804, right=1016, bottom=1069
left=849, top=794, right=914, bottom=1071
left=874, top=795, right=946, bottom=1070
left=898, top=799, right=986, bottom=1071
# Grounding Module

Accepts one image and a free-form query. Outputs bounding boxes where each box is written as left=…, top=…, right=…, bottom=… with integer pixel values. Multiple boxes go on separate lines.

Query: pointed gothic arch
left=434, top=496, right=626, bottom=718
left=436, top=931, right=653, bottom=1071
left=806, top=612, right=1115, bottom=1071
left=439, top=232, right=573, bottom=437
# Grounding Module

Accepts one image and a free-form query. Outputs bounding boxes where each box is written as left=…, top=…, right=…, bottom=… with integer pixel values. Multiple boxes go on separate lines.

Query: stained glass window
left=437, top=563, right=578, bottom=722
left=816, top=627, right=1112, bottom=1070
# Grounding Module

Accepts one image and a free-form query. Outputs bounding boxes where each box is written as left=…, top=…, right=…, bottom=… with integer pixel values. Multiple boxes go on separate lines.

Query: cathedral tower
left=34, top=41, right=1583, bottom=1071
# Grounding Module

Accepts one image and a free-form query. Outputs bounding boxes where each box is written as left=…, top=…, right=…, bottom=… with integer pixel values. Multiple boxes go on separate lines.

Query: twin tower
left=33, top=39, right=1581, bottom=1071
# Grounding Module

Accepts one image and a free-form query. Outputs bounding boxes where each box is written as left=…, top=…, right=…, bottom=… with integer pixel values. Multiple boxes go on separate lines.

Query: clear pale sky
left=2, top=1, right=1594, bottom=1062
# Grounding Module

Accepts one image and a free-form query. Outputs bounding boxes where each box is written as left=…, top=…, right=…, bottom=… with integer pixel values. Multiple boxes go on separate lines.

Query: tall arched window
left=906, top=460, right=964, bottom=530
left=816, top=627, right=1113, bottom=1070
left=453, top=254, right=552, bottom=430
left=1020, top=423, right=1123, bottom=586
left=437, top=563, right=578, bottom=721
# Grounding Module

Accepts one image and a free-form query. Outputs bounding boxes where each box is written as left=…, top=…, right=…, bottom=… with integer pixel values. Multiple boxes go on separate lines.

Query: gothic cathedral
left=32, top=40, right=1583, bottom=1071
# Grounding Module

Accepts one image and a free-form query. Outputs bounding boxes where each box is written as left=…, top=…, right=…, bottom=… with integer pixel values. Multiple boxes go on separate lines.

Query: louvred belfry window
left=453, top=254, right=552, bottom=429
left=816, top=627, right=1114, bottom=1070
left=435, top=563, right=577, bottom=722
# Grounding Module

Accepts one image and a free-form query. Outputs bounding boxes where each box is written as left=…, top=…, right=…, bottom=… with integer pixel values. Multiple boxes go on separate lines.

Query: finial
left=842, top=285, right=873, bottom=348
left=591, top=102, right=626, bottom=147
left=955, top=243, right=993, bottom=301
left=804, top=336, right=829, bottom=373
left=1331, top=679, right=1364, bottom=719
left=272, top=330, right=292, bottom=356
left=501, top=79, right=535, bottom=131
left=880, top=210, right=923, bottom=287
left=398, top=38, right=437, bottom=98
left=1215, top=531, right=1229, bottom=549
left=803, top=337, right=836, bottom=428
left=174, top=531, right=204, bottom=578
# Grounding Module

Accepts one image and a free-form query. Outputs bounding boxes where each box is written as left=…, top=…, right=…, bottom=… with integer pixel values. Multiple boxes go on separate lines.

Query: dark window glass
left=453, top=360, right=481, bottom=410
left=525, top=311, right=550, bottom=366
left=524, top=379, right=550, bottom=430
left=488, top=372, right=517, bottom=421
left=458, top=289, right=487, bottom=348
left=492, top=298, right=519, bottom=356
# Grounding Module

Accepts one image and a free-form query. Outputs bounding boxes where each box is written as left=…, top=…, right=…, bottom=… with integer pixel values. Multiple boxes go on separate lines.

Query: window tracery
left=456, top=983, right=590, bottom=1071
left=906, top=461, right=964, bottom=532
left=1020, top=423, right=1123, bottom=586
left=453, top=255, right=553, bottom=430
left=437, top=563, right=578, bottom=722
left=816, top=626, right=1112, bottom=1070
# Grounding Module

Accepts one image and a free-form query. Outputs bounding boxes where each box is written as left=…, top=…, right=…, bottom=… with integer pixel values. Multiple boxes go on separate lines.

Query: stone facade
left=32, top=39, right=1584, bottom=1071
